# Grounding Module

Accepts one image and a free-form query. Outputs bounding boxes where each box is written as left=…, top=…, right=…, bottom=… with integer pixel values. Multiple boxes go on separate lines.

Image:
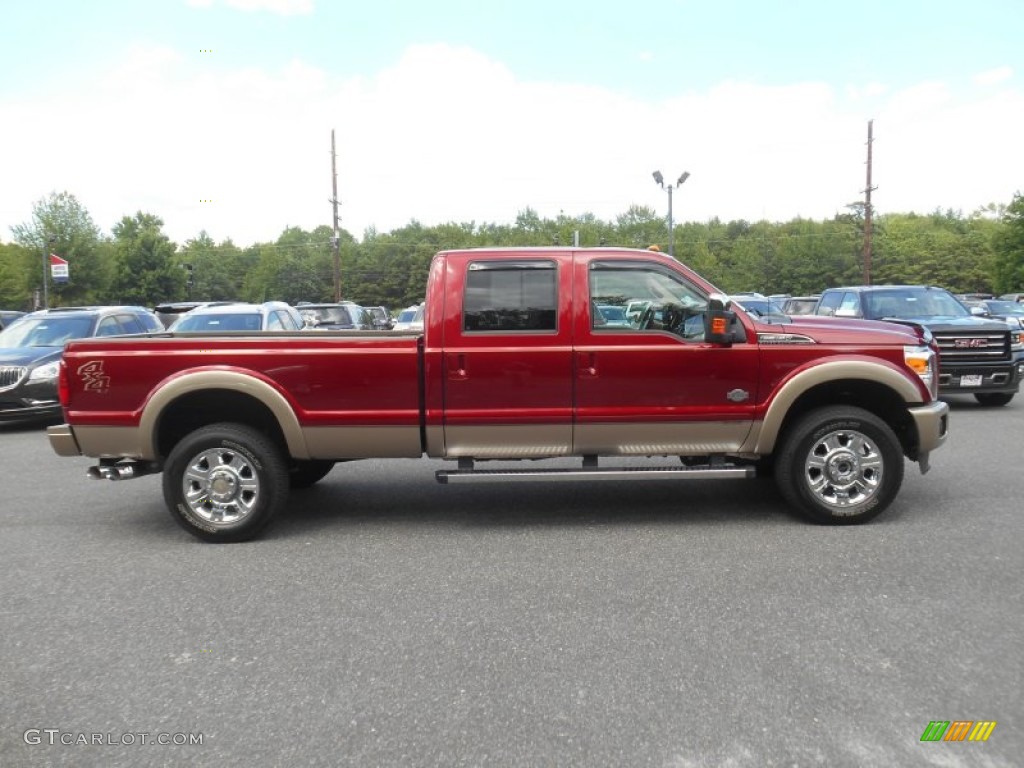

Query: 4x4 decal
left=78, top=361, right=111, bottom=394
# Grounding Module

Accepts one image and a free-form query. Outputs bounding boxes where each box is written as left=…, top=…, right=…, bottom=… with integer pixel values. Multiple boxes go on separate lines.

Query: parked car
left=781, top=295, right=820, bottom=315
left=153, top=301, right=236, bottom=329
left=169, top=301, right=305, bottom=332
left=0, top=310, right=26, bottom=331
left=966, top=298, right=1024, bottom=330
left=730, top=293, right=785, bottom=317
left=0, top=305, right=163, bottom=422
left=998, top=293, right=1024, bottom=303
left=814, top=285, right=1023, bottom=406
left=596, top=304, right=632, bottom=328
left=364, top=306, right=394, bottom=330
left=298, top=303, right=374, bottom=330
left=392, top=303, right=425, bottom=331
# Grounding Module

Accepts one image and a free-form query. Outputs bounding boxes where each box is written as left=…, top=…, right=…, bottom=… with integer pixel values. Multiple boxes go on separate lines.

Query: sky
left=1, top=0, right=1022, bottom=247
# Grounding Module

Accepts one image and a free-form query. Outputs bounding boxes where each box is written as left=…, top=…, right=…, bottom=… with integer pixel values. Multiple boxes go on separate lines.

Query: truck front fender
left=748, top=359, right=924, bottom=455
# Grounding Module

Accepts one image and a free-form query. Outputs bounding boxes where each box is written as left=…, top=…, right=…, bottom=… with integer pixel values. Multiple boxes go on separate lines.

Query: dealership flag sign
left=50, top=254, right=69, bottom=283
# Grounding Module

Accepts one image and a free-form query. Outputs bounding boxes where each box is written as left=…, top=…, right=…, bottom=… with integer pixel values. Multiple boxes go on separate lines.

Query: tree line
left=2, top=190, right=1023, bottom=312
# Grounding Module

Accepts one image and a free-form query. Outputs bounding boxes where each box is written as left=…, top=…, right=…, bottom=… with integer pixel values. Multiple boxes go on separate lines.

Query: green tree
left=0, top=242, right=37, bottom=309
left=109, top=212, right=180, bottom=305
left=992, top=193, right=1024, bottom=293
left=10, top=191, right=111, bottom=306
left=179, top=231, right=251, bottom=300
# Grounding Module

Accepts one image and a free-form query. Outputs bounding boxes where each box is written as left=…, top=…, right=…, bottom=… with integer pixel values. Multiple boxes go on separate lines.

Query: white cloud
left=1, top=42, right=1022, bottom=248
left=974, top=66, right=1013, bottom=86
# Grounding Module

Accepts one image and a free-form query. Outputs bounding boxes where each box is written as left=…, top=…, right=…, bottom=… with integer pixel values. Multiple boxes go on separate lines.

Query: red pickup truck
left=48, top=247, right=949, bottom=541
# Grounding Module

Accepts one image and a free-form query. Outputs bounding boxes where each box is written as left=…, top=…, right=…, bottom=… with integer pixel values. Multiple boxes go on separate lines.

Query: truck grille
left=0, top=366, right=28, bottom=391
left=933, top=331, right=1010, bottom=363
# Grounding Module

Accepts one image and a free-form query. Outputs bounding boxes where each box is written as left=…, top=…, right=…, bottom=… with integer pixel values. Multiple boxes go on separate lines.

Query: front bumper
left=0, top=401, right=62, bottom=423
left=908, top=400, right=950, bottom=473
left=938, top=360, right=1021, bottom=395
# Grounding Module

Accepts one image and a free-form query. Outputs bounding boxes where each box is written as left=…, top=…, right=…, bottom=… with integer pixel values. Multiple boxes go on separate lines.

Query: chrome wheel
left=182, top=446, right=261, bottom=525
left=776, top=406, right=903, bottom=525
left=802, top=428, right=882, bottom=511
left=164, top=423, right=289, bottom=542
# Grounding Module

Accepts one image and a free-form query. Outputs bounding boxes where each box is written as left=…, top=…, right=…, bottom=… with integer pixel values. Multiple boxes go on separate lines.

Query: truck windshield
left=864, top=288, right=969, bottom=319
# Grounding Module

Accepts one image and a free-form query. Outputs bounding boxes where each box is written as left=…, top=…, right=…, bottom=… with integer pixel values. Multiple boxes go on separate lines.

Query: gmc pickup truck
left=48, top=247, right=949, bottom=542
left=814, top=285, right=1023, bottom=406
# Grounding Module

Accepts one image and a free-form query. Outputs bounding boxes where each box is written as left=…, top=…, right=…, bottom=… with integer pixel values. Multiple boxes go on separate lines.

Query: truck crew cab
left=48, top=248, right=948, bottom=541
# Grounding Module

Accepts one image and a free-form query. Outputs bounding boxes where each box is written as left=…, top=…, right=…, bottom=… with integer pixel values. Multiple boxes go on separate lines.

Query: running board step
left=436, top=464, right=754, bottom=484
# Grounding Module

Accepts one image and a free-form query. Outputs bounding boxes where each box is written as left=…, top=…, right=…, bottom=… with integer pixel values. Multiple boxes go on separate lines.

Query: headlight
left=904, top=345, right=937, bottom=398
left=28, top=361, right=60, bottom=382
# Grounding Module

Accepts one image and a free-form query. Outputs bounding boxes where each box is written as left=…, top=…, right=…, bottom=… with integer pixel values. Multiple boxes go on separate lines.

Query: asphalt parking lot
left=1, top=398, right=1021, bottom=767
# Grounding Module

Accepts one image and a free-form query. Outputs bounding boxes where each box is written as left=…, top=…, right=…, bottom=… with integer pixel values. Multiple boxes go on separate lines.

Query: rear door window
left=463, top=261, right=557, bottom=332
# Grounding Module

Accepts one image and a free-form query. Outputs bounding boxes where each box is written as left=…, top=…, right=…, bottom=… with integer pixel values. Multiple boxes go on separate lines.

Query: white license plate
left=960, top=375, right=983, bottom=387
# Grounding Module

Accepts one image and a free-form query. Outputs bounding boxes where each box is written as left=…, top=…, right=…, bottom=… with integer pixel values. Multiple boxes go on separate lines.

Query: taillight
left=58, top=360, right=70, bottom=407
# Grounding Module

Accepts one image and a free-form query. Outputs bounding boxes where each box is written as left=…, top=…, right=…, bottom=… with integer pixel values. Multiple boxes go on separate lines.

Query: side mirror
left=707, top=293, right=732, bottom=312
left=703, top=296, right=734, bottom=347
left=834, top=308, right=859, bottom=318
left=970, top=306, right=989, bottom=317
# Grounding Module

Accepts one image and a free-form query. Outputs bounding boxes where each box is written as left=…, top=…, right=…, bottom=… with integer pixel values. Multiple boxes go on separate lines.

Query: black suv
left=0, top=306, right=163, bottom=422
left=815, top=285, right=1023, bottom=406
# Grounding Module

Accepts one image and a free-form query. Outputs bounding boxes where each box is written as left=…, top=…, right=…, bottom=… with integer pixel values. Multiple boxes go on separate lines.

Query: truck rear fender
left=748, top=359, right=925, bottom=457
left=141, top=369, right=309, bottom=461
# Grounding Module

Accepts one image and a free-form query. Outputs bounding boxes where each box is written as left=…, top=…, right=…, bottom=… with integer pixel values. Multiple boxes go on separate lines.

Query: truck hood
left=752, top=315, right=924, bottom=345
left=0, top=346, right=62, bottom=366
left=873, top=315, right=1010, bottom=333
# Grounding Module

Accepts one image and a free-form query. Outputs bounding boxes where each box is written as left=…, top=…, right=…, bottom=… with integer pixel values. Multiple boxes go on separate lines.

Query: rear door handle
left=448, top=353, right=467, bottom=381
left=577, top=352, right=597, bottom=377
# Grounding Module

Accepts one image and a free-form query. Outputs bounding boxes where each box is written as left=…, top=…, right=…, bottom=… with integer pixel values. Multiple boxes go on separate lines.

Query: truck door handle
left=448, top=353, right=467, bottom=381
left=578, top=352, right=597, bottom=377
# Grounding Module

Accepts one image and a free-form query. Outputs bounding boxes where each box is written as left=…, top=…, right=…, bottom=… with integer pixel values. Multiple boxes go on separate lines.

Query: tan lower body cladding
left=440, top=421, right=754, bottom=458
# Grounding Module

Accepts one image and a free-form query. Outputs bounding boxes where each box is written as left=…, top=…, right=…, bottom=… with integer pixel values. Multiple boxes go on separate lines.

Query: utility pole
left=862, top=119, right=877, bottom=285
left=330, top=129, right=342, bottom=302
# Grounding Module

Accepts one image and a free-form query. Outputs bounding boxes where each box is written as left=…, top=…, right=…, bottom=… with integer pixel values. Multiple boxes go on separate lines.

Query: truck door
left=440, top=254, right=574, bottom=457
left=573, top=255, right=760, bottom=455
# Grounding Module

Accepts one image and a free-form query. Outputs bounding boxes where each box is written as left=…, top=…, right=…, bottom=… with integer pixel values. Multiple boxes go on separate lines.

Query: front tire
left=775, top=406, right=903, bottom=525
left=974, top=392, right=1014, bottom=407
left=162, top=423, right=289, bottom=542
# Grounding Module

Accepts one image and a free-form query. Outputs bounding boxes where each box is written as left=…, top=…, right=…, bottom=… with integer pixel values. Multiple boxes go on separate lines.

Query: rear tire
left=974, top=392, right=1014, bottom=407
left=162, top=423, right=289, bottom=542
left=775, top=406, right=903, bottom=525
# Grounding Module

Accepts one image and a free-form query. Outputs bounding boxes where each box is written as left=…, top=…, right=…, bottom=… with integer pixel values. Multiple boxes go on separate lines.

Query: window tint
left=816, top=292, right=843, bottom=315
left=463, top=261, right=557, bottom=332
left=96, top=317, right=125, bottom=336
left=589, top=261, right=708, bottom=339
left=837, top=292, right=861, bottom=314
left=115, top=315, right=145, bottom=334
left=282, top=310, right=301, bottom=330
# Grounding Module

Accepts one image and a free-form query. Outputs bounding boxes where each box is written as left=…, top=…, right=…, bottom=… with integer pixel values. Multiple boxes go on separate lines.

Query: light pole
left=41, top=234, right=56, bottom=310
left=652, top=170, right=690, bottom=257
